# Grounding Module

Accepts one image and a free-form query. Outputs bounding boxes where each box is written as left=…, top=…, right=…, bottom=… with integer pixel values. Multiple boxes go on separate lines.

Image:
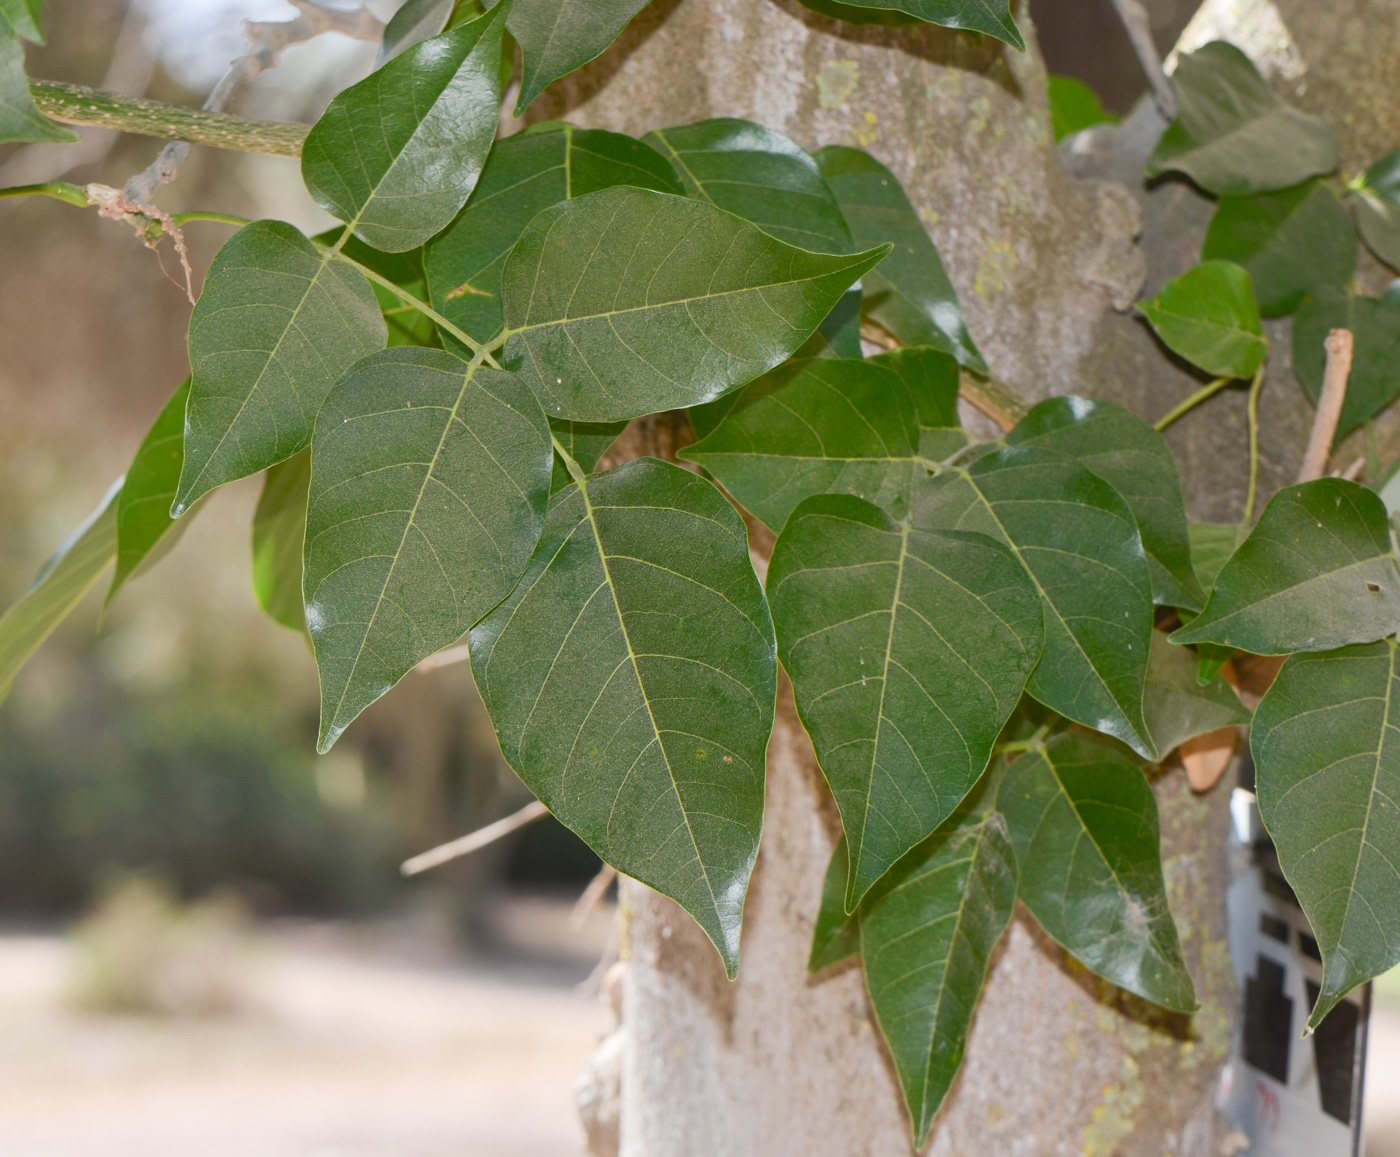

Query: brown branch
left=399, top=800, right=549, bottom=876
left=1297, top=328, right=1354, bottom=484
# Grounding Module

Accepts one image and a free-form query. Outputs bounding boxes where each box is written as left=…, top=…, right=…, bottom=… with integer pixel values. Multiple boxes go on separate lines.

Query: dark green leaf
left=175, top=222, right=384, bottom=513
left=1201, top=181, right=1356, bottom=317
left=1147, top=41, right=1339, bottom=195
left=1293, top=286, right=1400, bottom=441
left=808, top=836, right=860, bottom=972
left=1048, top=75, right=1118, bottom=141
left=643, top=119, right=854, bottom=254
left=316, top=229, right=438, bottom=348
left=794, top=0, right=919, bottom=24
left=1352, top=149, right=1400, bottom=271
left=1137, top=260, right=1266, bottom=380
left=1173, top=480, right=1400, bottom=654
left=252, top=450, right=311, bottom=634
left=0, top=481, right=119, bottom=703
left=500, top=185, right=889, bottom=422
left=301, top=1, right=509, bottom=252
left=815, top=146, right=986, bottom=372
left=0, top=26, right=75, bottom=143
left=548, top=417, right=625, bottom=493
left=914, top=447, right=1158, bottom=758
left=1252, top=642, right=1400, bottom=1027
left=1006, top=396, right=1204, bottom=612
left=470, top=459, right=776, bottom=976
left=768, top=494, right=1041, bottom=906
left=998, top=733, right=1197, bottom=1011
left=869, top=346, right=966, bottom=460
left=0, top=0, right=44, bottom=43
left=109, top=381, right=193, bottom=603
left=305, top=348, right=552, bottom=750
left=860, top=811, right=1018, bottom=1144
left=425, top=123, right=681, bottom=349
left=1187, top=521, right=1244, bottom=684
left=801, top=0, right=1022, bottom=48
left=679, top=358, right=924, bottom=531
left=378, top=0, right=454, bottom=62
left=799, top=286, right=863, bottom=360
left=509, top=0, right=648, bottom=113
left=1143, top=629, right=1248, bottom=758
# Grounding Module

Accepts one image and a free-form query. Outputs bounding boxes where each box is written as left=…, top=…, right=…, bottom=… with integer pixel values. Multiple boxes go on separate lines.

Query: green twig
left=551, top=433, right=587, bottom=487
left=0, top=180, right=88, bottom=208
left=170, top=210, right=249, bottom=228
left=1242, top=366, right=1266, bottom=526
left=1154, top=375, right=1232, bottom=432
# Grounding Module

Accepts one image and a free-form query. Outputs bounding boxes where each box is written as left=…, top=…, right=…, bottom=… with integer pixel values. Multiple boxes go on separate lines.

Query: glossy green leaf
left=548, top=417, right=626, bottom=493
left=861, top=810, right=1018, bottom=1144
left=0, top=0, right=43, bottom=43
left=998, top=733, right=1196, bottom=1011
left=1201, top=181, right=1356, bottom=317
left=470, top=459, right=776, bottom=976
left=305, top=348, right=552, bottom=750
left=1147, top=41, right=1339, bottom=196
left=175, top=220, right=386, bottom=513
left=1352, top=149, right=1400, bottom=271
left=425, top=123, right=681, bottom=349
left=252, top=450, right=311, bottom=634
left=0, top=26, right=75, bottom=143
left=768, top=493, right=1041, bottom=906
left=1252, top=642, right=1400, bottom=1027
left=1187, top=521, right=1244, bottom=684
left=815, top=146, right=986, bottom=372
left=869, top=346, right=966, bottom=460
left=500, top=185, right=889, bottom=422
left=301, top=1, right=509, bottom=252
left=914, top=447, right=1157, bottom=758
left=1048, top=75, right=1117, bottom=142
left=1293, top=287, right=1400, bottom=441
left=1137, top=260, right=1266, bottom=380
left=378, top=0, right=454, bottom=62
left=808, top=836, right=860, bottom=972
left=317, top=229, right=438, bottom=348
left=1143, top=629, right=1249, bottom=758
left=680, top=358, right=924, bottom=531
left=801, top=0, right=1022, bottom=47
left=644, top=119, right=854, bottom=254
left=509, top=0, right=648, bottom=113
left=0, top=481, right=119, bottom=703
left=1173, top=480, right=1400, bottom=654
left=1006, top=396, right=1204, bottom=613
left=108, top=380, right=193, bottom=603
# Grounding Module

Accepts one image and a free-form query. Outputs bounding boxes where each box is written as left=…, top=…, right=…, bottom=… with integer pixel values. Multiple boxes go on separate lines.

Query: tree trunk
left=548, top=1, right=1399, bottom=1152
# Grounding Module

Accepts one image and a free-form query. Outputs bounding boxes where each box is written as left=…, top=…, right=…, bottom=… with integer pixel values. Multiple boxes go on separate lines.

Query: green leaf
left=808, top=836, right=860, bottom=972
left=0, top=25, right=75, bottom=143
left=1252, top=642, right=1400, bottom=1027
left=1143, top=629, right=1249, bottom=758
left=679, top=358, right=925, bottom=532
left=914, top=447, right=1158, bottom=758
left=1201, top=181, right=1356, bottom=317
left=1048, top=75, right=1118, bottom=142
left=1137, top=260, right=1266, bottom=380
left=1146, top=41, right=1339, bottom=196
left=800, top=286, right=864, bottom=360
left=549, top=417, right=626, bottom=493
left=800, top=0, right=1022, bottom=48
left=0, top=481, right=119, bottom=704
left=794, top=0, right=919, bottom=25
left=425, top=123, right=681, bottom=349
left=470, top=459, right=776, bottom=976
left=998, top=733, right=1197, bottom=1012
left=0, top=0, right=44, bottom=43
left=252, top=450, right=311, bottom=634
left=1173, top=479, right=1400, bottom=654
left=869, top=346, right=966, bottom=460
left=301, top=1, right=509, bottom=252
left=1187, top=521, right=1245, bottom=684
left=768, top=494, right=1041, bottom=906
left=500, top=185, right=889, bottom=423
left=305, top=348, right=552, bottom=751
left=175, top=220, right=386, bottom=513
left=1293, top=286, right=1400, bottom=441
left=860, top=810, right=1018, bottom=1144
left=509, top=0, right=649, bottom=114
left=109, top=380, right=195, bottom=604
left=1352, top=149, right=1400, bottom=271
left=1006, top=396, right=1204, bottom=613
left=643, top=119, right=854, bottom=254
left=317, top=229, right=438, bottom=348
left=378, top=0, right=454, bottom=62
left=815, top=146, right=986, bottom=372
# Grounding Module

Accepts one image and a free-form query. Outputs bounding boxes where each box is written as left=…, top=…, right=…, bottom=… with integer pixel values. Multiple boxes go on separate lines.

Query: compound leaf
left=1293, top=286, right=1400, bottom=441
left=1252, top=641, right=1400, bottom=1027
left=1172, top=479, right=1400, bottom=654
left=808, top=836, right=860, bottom=972
left=252, top=450, right=311, bottom=634
left=470, top=459, right=776, bottom=976
left=510, top=0, right=650, bottom=114
left=998, top=733, right=1197, bottom=1012
left=500, top=185, right=888, bottom=422
left=1143, top=629, right=1249, bottom=758
left=305, top=348, right=551, bottom=751
left=1137, top=260, right=1266, bottom=380
left=1353, top=149, right=1400, bottom=271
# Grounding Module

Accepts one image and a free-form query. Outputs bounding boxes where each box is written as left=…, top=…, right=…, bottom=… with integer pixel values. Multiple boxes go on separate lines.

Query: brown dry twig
left=1297, top=328, right=1354, bottom=484
left=85, top=182, right=196, bottom=304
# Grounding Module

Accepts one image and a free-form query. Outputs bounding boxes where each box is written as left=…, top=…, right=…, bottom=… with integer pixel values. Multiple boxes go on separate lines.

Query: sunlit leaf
left=1142, top=629, right=1248, bottom=758
left=1048, top=75, right=1117, bottom=141
left=1137, top=260, right=1266, bottom=380
left=305, top=348, right=552, bottom=751
left=510, top=0, right=650, bottom=114
left=470, top=459, right=776, bottom=976
left=1293, top=286, right=1400, bottom=441
left=808, top=836, right=860, bottom=972
left=1252, top=641, right=1400, bottom=1027
left=252, top=450, right=310, bottom=634
left=998, top=733, right=1197, bottom=1011
left=500, top=185, right=889, bottom=422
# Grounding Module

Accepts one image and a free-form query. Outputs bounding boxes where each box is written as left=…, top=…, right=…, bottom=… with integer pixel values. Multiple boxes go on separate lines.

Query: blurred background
left=0, top=1, right=1394, bottom=1155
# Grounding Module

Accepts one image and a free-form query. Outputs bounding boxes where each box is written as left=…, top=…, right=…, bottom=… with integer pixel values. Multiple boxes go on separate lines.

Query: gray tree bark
left=541, top=1, right=1400, bottom=1152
